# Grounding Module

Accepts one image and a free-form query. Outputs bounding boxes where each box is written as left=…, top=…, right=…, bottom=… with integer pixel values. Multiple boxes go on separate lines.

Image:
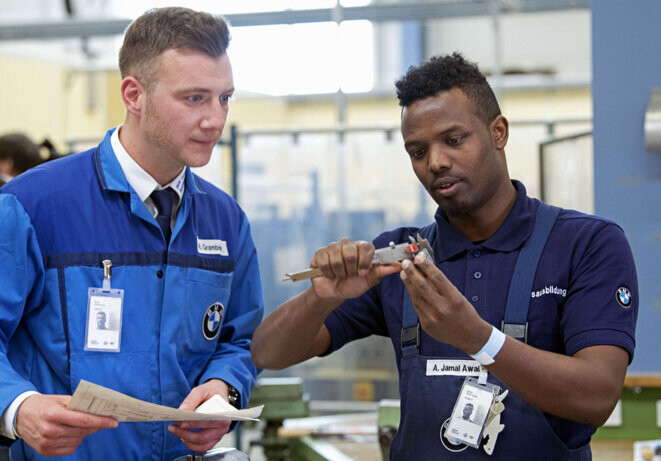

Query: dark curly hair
left=395, top=52, right=501, bottom=126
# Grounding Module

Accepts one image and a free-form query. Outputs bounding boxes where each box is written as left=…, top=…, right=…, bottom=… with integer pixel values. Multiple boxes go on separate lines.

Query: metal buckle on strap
left=501, top=322, right=528, bottom=343
left=400, top=325, right=420, bottom=349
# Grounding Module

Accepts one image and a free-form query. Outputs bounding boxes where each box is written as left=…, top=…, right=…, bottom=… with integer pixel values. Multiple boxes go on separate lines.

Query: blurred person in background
left=0, top=133, right=44, bottom=186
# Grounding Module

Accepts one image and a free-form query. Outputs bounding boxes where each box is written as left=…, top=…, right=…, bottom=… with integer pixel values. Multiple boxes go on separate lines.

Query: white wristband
left=470, top=326, right=506, bottom=366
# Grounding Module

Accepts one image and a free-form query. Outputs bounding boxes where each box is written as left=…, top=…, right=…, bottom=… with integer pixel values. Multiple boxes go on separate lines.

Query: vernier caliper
left=282, top=234, right=434, bottom=282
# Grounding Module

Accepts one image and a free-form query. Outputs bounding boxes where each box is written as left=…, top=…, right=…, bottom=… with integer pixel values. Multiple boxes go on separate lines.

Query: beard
left=426, top=180, right=474, bottom=218
left=427, top=178, right=492, bottom=218
left=143, top=96, right=180, bottom=161
left=434, top=194, right=473, bottom=218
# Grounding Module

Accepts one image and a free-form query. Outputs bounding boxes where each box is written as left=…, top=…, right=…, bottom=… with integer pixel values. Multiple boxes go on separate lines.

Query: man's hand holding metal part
left=286, top=236, right=490, bottom=359
left=252, top=236, right=429, bottom=370
left=287, top=234, right=436, bottom=306
left=307, top=238, right=404, bottom=302
left=400, top=253, right=493, bottom=356
left=283, top=234, right=434, bottom=282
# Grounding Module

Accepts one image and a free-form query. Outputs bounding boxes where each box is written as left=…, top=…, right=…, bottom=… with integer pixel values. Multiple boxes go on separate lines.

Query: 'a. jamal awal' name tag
left=426, top=360, right=482, bottom=376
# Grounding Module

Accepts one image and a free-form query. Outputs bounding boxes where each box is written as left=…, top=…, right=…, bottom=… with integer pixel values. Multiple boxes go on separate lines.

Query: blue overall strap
left=502, top=203, right=560, bottom=343
left=401, top=222, right=437, bottom=357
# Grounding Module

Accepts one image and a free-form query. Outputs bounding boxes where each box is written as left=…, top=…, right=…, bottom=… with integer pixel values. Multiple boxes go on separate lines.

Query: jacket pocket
left=181, top=268, right=233, bottom=355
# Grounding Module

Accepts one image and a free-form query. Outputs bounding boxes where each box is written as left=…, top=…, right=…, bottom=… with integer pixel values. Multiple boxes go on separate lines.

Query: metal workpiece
left=282, top=234, right=434, bottom=282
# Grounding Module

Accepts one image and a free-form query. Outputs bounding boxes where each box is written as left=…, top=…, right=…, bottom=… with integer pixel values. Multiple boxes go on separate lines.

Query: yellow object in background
left=353, top=381, right=375, bottom=402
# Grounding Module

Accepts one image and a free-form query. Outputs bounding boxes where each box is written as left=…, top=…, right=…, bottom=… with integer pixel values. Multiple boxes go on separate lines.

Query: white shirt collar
left=110, top=126, right=186, bottom=202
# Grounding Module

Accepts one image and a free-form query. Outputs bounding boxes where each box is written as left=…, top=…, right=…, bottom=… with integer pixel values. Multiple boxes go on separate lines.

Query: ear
left=0, top=158, right=14, bottom=176
left=490, top=115, right=509, bottom=150
left=120, top=76, right=146, bottom=117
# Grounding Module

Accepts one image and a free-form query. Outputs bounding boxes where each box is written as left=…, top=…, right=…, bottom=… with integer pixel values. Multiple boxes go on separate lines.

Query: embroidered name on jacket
left=197, top=238, right=229, bottom=256
left=531, top=285, right=567, bottom=298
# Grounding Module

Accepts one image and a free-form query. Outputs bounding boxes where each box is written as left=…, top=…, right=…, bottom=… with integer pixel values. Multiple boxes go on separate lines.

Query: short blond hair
left=118, top=7, right=230, bottom=90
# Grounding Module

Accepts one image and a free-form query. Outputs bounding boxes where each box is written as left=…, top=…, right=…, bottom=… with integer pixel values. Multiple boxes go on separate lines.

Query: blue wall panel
left=593, top=1, right=661, bottom=371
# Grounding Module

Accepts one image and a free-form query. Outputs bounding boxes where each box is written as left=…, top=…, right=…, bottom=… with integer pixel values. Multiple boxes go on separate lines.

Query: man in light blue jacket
left=0, top=7, right=264, bottom=460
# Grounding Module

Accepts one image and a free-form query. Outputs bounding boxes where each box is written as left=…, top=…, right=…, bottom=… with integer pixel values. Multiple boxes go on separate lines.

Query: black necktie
left=150, top=188, right=177, bottom=244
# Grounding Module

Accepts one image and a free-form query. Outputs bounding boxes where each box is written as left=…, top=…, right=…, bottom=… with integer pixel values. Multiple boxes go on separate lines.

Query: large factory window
left=230, top=20, right=373, bottom=96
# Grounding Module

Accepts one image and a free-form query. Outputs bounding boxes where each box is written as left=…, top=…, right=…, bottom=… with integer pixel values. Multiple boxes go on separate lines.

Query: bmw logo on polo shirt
left=203, top=302, right=224, bottom=340
left=616, top=287, right=632, bottom=308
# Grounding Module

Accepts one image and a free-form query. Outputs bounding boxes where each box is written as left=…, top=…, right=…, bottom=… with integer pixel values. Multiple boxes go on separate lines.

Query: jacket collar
left=94, top=127, right=205, bottom=197
left=433, top=180, right=536, bottom=262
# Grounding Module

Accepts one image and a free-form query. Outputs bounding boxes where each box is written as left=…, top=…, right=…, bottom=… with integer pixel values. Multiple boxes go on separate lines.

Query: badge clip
left=102, top=259, right=112, bottom=290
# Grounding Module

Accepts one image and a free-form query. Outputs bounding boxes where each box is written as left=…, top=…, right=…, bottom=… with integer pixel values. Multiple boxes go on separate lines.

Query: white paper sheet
left=67, top=380, right=263, bottom=422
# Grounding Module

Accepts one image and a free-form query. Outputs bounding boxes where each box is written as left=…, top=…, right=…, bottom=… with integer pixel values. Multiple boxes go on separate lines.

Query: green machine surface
left=593, top=376, right=661, bottom=441
left=249, top=378, right=383, bottom=461
left=248, top=378, right=310, bottom=461
left=377, top=400, right=400, bottom=461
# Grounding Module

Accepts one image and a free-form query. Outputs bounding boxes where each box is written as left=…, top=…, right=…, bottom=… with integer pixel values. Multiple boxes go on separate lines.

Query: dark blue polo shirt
left=324, top=180, right=638, bottom=449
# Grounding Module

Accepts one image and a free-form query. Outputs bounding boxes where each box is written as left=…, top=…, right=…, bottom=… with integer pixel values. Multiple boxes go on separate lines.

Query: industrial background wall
left=592, top=0, right=661, bottom=373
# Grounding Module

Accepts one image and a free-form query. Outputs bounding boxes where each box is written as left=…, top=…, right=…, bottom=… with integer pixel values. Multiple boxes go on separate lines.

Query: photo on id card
left=445, top=377, right=495, bottom=448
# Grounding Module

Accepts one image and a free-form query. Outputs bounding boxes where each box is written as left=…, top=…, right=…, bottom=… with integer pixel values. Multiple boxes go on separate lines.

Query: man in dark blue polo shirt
left=251, top=53, right=638, bottom=459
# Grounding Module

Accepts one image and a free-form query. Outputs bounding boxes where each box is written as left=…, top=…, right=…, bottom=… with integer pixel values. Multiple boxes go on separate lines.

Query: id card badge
left=444, top=376, right=500, bottom=449
left=84, top=260, right=123, bottom=352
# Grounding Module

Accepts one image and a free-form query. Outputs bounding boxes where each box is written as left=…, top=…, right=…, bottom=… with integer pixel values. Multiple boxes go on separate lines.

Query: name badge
left=85, top=287, right=123, bottom=352
left=427, top=360, right=482, bottom=377
left=197, top=238, right=228, bottom=256
left=444, top=377, right=499, bottom=449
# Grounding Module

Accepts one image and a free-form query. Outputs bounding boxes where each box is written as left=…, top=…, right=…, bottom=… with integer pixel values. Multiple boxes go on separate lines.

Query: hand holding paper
left=67, top=380, right=262, bottom=422
left=169, top=379, right=234, bottom=453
